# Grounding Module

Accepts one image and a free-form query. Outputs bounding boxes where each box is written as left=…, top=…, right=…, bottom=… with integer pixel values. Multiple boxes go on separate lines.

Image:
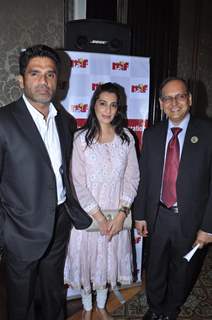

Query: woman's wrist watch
left=118, top=206, right=130, bottom=217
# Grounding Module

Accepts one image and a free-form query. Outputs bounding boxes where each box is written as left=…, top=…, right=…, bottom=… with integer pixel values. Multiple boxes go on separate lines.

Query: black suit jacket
left=0, top=97, right=91, bottom=260
left=134, top=116, right=212, bottom=240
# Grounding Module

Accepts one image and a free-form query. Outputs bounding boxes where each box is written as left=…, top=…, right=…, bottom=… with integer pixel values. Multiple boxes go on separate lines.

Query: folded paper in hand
left=183, top=243, right=200, bottom=262
left=86, top=209, right=132, bottom=232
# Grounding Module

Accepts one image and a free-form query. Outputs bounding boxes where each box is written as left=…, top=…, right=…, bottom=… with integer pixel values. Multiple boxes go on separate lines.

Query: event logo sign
left=61, top=51, right=150, bottom=147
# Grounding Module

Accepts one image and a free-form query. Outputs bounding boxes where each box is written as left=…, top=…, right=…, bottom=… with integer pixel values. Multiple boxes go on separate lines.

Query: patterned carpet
left=113, top=246, right=212, bottom=319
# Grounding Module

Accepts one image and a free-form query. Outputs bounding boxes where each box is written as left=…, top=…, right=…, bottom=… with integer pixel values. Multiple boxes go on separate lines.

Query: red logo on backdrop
left=71, top=103, right=88, bottom=112
left=71, top=58, right=88, bottom=68
left=131, top=84, right=148, bottom=93
left=128, top=119, right=148, bottom=148
left=77, top=119, right=86, bottom=128
left=112, top=61, right=129, bottom=71
left=92, top=82, right=103, bottom=91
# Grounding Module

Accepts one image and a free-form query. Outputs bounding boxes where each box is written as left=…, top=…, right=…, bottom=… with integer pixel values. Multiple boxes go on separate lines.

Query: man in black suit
left=0, top=44, right=91, bottom=320
left=134, top=77, right=212, bottom=320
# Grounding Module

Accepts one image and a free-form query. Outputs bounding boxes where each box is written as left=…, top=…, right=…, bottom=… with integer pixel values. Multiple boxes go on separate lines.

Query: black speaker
left=65, top=19, right=131, bottom=55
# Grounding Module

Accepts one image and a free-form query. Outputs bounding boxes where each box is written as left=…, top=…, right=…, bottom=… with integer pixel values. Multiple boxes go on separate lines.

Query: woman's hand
left=97, top=218, right=109, bottom=235
left=107, top=211, right=126, bottom=240
left=91, top=210, right=108, bottom=235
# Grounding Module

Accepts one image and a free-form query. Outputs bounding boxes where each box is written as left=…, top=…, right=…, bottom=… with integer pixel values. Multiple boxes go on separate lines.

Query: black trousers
left=145, top=205, right=207, bottom=318
left=5, top=203, right=72, bottom=320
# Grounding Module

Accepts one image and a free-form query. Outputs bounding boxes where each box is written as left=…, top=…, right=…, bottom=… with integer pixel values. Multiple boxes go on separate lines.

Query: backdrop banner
left=60, top=51, right=150, bottom=299
left=61, top=51, right=150, bottom=145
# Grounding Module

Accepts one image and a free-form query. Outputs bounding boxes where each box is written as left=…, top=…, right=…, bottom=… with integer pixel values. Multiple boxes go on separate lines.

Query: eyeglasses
left=160, top=93, right=188, bottom=104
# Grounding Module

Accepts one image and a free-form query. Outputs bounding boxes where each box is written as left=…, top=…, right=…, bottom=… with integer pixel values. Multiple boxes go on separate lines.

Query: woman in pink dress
left=64, top=82, right=140, bottom=320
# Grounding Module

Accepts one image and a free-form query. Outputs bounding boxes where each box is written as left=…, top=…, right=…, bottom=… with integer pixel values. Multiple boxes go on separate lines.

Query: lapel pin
left=191, top=136, right=199, bottom=143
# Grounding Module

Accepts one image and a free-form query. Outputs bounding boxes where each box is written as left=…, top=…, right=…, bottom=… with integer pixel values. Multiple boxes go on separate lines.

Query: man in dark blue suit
left=0, top=44, right=91, bottom=320
left=134, top=77, right=212, bottom=320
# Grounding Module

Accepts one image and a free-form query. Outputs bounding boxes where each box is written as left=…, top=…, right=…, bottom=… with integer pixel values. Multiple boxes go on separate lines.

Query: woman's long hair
left=80, top=82, right=130, bottom=147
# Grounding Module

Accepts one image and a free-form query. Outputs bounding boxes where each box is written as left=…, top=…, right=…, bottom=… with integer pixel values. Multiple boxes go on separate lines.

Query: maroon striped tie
left=162, top=127, right=182, bottom=208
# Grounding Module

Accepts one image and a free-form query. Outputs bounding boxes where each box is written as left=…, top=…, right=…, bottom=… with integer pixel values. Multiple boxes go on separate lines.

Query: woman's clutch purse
left=86, top=209, right=132, bottom=232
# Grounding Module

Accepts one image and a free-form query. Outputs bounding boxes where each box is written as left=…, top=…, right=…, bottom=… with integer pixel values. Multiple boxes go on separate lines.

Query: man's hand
left=135, top=220, right=148, bottom=237
left=193, top=229, right=212, bottom=248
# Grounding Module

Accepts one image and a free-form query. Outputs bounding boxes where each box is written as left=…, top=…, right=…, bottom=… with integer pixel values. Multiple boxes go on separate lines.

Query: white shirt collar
left=168, top=112, right=190, bottom=131
left=23, top=94, right=57, bottom=122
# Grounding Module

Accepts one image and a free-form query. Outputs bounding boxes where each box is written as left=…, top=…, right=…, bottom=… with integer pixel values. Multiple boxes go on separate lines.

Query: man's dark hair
left=19, top=44, right=61, bottom=76
left=159, top=77, right=189, bottom=97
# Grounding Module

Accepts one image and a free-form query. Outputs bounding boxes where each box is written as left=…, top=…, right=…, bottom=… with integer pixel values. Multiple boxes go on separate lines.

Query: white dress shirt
left=23, top=94, right=66, bottom=205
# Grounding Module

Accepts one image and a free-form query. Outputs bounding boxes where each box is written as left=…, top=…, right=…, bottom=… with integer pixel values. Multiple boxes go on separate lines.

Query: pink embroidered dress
left=64, top=129, right=140, bottom=294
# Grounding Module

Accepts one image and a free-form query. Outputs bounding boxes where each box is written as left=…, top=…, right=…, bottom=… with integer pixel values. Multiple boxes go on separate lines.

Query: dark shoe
left=143, top=309, right=162, bottom=320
